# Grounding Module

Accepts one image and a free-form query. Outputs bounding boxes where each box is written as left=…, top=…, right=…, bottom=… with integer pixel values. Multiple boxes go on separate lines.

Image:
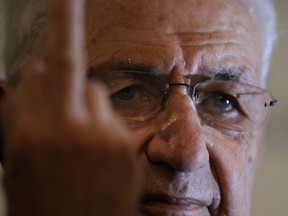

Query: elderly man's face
left=85, top=0, right=263, bottom=215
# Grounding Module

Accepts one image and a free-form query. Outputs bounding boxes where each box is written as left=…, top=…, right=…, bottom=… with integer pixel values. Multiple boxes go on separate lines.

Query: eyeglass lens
left=92, top=71, right=276, bottom=132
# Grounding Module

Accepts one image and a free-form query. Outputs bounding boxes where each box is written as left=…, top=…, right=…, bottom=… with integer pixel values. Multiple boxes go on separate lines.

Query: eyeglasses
left=95, top=71, right=277, bottom=132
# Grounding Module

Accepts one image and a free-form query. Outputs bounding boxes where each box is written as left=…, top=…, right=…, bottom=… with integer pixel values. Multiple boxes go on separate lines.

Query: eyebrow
left=214, top=72, right=240, bottom=81
left=88, top=60, right=163, bottom=76
left=201, top=66, right=252, bottom=83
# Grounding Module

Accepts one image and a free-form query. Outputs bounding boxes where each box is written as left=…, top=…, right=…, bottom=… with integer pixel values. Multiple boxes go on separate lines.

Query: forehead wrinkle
left=92, top=28, right=247, bottom=51
left=179, top=42, right=241, bottom=48
left=164, top=30, right=243, bottom=47
left=87, top=0, right=259, bottom=48
left=86, top=0, right=260, bottom=84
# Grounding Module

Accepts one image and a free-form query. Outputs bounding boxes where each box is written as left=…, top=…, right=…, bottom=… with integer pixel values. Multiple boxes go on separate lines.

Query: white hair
left=241, top=0, right=277, bottom=85
left=2, top=0, right=277, bottom=85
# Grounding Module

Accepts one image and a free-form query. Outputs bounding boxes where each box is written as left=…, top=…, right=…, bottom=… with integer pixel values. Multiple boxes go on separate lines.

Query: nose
left=146, top=92, right=209, bottom=173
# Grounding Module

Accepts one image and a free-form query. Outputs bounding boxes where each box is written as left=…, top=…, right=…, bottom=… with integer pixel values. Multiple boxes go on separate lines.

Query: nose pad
left=146, top=92, right=209, bottom=173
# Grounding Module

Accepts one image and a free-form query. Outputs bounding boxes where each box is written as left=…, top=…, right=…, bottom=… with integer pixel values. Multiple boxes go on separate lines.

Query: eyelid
left=107, top=79, right=144, bottom=94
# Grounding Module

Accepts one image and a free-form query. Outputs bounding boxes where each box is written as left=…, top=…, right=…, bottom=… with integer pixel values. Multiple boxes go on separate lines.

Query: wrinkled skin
left=0, top=0, right=266, bottom=216
left=85, top=0, right=264, bottom=215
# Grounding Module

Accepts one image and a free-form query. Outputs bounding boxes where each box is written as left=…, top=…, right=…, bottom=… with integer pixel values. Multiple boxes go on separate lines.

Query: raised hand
left=2, top=1, right=138, bottom=215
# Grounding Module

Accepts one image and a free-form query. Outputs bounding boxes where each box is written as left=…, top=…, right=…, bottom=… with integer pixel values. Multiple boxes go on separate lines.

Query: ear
left=0, top=80, right=12, bottom=163
left=0, top=80, right=12, bottom=112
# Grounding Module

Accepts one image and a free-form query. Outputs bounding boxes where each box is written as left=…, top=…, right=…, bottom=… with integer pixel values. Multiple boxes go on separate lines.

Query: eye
left=109, top=83, right=163, bottom=121
left=191, top=80, right=271, bottom=131
left=111, top=85, right=141, bottom=102
left=208, top=93, right=238, bottom=112
left=195, top=91, right=240, bottom=114
left=100, top=71, right=169, bottom=122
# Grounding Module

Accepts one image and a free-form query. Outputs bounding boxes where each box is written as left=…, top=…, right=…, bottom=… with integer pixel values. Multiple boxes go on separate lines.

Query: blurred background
left=252, top=0, right=288, bottom=215
left=0, top=0, right=287, bottom=215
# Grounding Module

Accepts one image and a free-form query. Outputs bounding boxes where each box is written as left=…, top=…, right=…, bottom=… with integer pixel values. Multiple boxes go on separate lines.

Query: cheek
left=243, top=131, right=263, bottom=181
left=125, top=121, right=158, bottom=153
left=206, top=128, right=260, bottom=214
left=208, top=129, right=257, bottom=184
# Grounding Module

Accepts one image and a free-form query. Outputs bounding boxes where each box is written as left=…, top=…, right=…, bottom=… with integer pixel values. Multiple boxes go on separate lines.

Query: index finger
left=47, top=0, right=85, bottom=85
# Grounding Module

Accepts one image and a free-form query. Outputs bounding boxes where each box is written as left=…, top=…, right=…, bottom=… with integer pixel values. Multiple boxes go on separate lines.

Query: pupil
left=113, top=86, right=137, bottom=101
left=213, top=95, right=232, bottom=111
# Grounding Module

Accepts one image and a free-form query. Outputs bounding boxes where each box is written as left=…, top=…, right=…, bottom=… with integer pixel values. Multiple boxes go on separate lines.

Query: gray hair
left=2, top=0, right=277, bottom=85
left=241, top=0, right=277, bottom=85
left=3, top=0, right=48, bottom=83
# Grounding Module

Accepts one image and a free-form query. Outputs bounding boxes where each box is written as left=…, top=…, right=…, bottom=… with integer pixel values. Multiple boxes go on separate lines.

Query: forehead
left=86, top=0, right=252, bottom=30
left=85, top=0, right=262, bottom=84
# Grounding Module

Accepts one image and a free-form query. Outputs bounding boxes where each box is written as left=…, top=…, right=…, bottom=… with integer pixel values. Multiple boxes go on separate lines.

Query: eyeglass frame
left=90, top=70, right=277, bottom=132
